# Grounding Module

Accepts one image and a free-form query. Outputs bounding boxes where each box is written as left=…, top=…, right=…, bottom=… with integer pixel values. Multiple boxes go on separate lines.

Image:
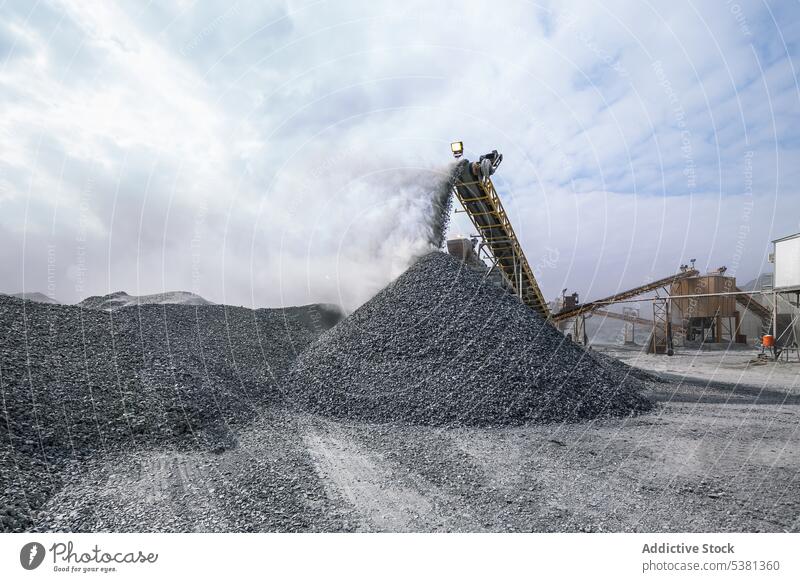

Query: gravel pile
left=0, top=295, right=342, bottom=531
left=78, top=290, right=213, bottom=310
left=287, top=252, right=653, bottom=426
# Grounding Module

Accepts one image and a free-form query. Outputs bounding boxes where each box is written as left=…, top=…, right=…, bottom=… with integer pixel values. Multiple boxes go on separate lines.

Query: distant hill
left=584, top=311, right=652, bottom=346
left=7, top=292, right=60, bottom=304
left=739, top=273, right=773, bottom=292
left=78, top=291, right=214, bottom=311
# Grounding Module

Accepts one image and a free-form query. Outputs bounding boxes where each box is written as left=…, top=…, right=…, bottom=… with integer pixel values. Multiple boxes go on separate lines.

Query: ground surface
left=27, top=348, right=800, bottom=532
left=599, top=344, right=800, bottom=396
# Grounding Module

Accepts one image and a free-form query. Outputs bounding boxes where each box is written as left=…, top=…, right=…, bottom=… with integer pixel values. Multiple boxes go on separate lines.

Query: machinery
left=447, top=142, right=695, bottom=332
left=552, top=268, right=701, bottom=353
left=449, top=144, right=550, bottom=318
left=446, top=142, right=773, bottom=356
left=551, top=267, right=699, bottom=323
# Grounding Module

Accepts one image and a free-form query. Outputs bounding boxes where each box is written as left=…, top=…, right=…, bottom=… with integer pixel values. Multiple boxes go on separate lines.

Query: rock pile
left=0, top=295, right=342, bottom=531
left=287, top=252, right=653, bottom=426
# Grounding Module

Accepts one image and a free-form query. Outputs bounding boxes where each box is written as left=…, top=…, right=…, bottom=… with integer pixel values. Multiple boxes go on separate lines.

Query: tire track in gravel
left=32, top=450, right=231, bottom=532
left=33, top=410, right=351, bottom=532
left=28, top=406, right=800, bottom=532
left=301, top=417, right=458, bottom=532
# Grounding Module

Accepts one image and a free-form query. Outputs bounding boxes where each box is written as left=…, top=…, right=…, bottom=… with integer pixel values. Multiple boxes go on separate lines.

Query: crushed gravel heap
left=78, top=290, right=213, bottom=310
left=0, top=295, right=342, bottom=531
left=287, top=252, right=653, bottom=426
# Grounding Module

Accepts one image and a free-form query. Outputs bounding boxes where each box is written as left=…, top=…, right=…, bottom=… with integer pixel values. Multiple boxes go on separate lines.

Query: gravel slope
left=78, top=290, right=213, bottom=310
left=287, top=252, right=653, bottom=426
left=0, top=296, right=342, bottom=532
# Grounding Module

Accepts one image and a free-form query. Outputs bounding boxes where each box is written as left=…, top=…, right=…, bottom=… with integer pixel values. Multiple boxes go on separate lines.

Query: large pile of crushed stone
left=78, top=290, right=213, bottom=310
left=0, top=295, right=341, bottom=531
left=287, top=252, right=653, bottom=426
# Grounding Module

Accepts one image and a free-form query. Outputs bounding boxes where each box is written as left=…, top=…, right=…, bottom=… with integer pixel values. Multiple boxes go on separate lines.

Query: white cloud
left=0, top=0, right=798, bottom=307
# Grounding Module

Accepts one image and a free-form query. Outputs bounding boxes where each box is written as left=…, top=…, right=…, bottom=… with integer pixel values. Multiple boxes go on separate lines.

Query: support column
left=773, top=291, right=779, bottom=360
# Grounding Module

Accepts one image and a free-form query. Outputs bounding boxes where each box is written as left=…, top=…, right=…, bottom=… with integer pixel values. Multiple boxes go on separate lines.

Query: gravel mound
left=78, top=290, right=213, bottom=310
left=287, top=252, right=653, bottom=426
left=0, top=295, right=342, bottom=531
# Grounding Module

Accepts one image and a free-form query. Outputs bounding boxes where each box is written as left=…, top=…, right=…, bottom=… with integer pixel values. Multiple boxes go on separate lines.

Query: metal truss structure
left=451, top=161, right=550, bottom=319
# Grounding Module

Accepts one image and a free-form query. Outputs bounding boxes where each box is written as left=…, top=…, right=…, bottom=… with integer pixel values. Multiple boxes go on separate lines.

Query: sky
left=1, top=0, right=799, bottom=310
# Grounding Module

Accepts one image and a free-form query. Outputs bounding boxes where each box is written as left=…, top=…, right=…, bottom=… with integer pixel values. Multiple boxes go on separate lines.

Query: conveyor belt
left=552, top=269, right=699, bottom=322
left=452, top=161, right=550, bottom=318
left=734, top=289, right=772, bottom=321
left=591, top=309, right=654, bottom=327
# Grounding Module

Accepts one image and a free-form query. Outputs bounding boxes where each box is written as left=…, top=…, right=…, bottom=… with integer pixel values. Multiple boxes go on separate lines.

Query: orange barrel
left=762, top=335, right=775, bottom=347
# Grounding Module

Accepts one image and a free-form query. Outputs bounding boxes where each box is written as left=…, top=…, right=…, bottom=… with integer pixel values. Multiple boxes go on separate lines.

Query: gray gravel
left=0, top=295, right=342, bottom=532
left=12, top=250, right=791, bottom=535
left=30, top=411, right=353, bottom=533
left=28, top=394, right=799, bottom=533
left=287, top=251, right=653, bottom=426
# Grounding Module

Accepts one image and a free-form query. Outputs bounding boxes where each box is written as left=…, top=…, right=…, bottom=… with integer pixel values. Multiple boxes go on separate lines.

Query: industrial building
left=768, top=232, right=800, bottom=359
